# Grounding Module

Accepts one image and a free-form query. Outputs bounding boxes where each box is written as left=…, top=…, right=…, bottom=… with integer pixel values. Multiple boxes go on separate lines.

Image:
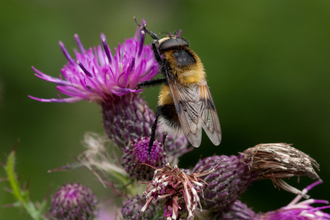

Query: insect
left=134, top=17, right=221, bottom=152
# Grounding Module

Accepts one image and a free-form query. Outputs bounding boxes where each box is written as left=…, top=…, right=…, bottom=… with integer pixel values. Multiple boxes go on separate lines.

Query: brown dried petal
left=242, top=143, right=320, bottom=197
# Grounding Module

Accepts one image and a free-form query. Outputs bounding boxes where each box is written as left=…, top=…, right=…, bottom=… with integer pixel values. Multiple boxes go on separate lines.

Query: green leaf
left=3, top=149, right=47, bottom=220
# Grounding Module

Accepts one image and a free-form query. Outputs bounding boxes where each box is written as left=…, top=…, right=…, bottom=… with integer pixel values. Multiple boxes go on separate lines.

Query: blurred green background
left=1, top=0, right=330, bottom=219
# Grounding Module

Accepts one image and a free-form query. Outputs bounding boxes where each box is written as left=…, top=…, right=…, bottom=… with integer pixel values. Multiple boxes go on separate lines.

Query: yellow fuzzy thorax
left=162, top=47, right=206, bottom=86
left=158, top=85, right=173, bottom=105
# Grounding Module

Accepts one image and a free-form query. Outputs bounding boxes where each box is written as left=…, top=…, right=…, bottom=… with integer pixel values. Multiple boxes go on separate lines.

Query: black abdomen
left=158, top=104, right=181, bottom=130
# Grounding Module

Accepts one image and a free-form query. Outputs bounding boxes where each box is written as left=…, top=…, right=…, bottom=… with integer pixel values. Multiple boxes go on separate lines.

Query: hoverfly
left=134, top=18, right=221, bottom=153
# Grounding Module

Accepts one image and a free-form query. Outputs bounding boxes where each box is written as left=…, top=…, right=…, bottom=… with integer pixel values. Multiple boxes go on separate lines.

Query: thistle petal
left=30, top=23, right=159, bottom=104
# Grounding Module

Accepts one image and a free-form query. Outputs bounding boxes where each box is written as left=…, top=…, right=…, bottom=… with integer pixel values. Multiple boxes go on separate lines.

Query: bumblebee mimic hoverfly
left=134, top=17, right=221, bottom=151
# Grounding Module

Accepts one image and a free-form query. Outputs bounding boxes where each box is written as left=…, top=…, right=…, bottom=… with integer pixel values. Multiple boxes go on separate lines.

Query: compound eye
left=159, top=38, right=189, bottom=51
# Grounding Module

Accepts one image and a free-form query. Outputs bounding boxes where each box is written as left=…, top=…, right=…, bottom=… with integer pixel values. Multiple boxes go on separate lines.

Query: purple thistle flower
left=121, top=137, right=167, bottom=181
left=192, top=143, right=320, bottom=211
left=29, top=23, right=158, bottom=103
left=256, top=180, right=330, bottom=220
left=49, top=183, right=97, bottom=220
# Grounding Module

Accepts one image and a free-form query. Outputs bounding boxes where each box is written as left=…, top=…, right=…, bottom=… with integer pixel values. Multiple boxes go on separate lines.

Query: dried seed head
left=142, top=163, right=216, bottom=220
left=70, top=132, right=128, bottom=191
left=242, top=143, right=320, bottom=197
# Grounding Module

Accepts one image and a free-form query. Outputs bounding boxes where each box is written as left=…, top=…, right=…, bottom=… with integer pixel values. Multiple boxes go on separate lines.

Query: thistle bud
left=192, top=143, right=320, bottom=211
left=121, top=195, right=162, bottom=220
left=49, top=183, right=97, bottom=220
left=192, top=155, right=252, bottom=211
left=121, top=137, right=167, bottom=181
left=102, top=93, right=155, bottom=149
left=212, top=200, right=256, bottom=220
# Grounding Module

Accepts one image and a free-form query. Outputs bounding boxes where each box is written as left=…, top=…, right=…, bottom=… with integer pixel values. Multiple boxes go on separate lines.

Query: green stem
left=4, top=151, right=43, bottom=220
left=107, top=170, right=136, bottom=195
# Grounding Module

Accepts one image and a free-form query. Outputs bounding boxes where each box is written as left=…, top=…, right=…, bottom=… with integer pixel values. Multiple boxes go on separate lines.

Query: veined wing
left=167, top=78, right=203, bottom=147
left=199, top=82, right=222, bottom=145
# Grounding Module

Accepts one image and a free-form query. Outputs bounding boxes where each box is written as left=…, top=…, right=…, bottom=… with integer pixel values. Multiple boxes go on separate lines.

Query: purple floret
left=29, top=21, right=158, bottom=104
left=257, top=180, right=330, bottom=220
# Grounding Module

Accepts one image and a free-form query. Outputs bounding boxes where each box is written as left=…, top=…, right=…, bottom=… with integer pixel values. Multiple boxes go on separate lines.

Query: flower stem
left=4, top=150, right=46, bottom=220
left=107, top=170, right=137, bottom=195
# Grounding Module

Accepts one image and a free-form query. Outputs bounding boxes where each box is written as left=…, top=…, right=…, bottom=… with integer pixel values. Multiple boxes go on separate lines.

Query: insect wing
left=167, top=79, right=202, bottom=147
left=199, top=84, right=222, bottom=145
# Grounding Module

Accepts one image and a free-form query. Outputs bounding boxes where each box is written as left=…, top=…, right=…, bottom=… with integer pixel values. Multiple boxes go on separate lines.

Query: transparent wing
left=167, top=79, right=203, bottom=147
left=199, top=84, right=222, bottom=145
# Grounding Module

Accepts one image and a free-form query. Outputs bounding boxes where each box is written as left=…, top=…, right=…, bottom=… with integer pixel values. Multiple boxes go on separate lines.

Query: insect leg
left=151, top=41, right=162, bottom=64
left=137, top=78, right=167, bottom=89
left=148, top=106, right=160, bottom=159
left=133, top=17, right=159, bottom=40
